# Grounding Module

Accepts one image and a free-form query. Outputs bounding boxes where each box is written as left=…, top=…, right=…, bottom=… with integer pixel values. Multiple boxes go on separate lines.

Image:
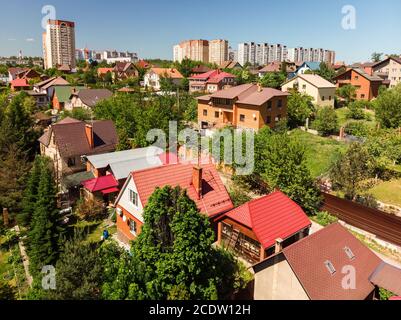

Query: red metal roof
left=189, top=69, right=235, bottom=83
left=225, top=191, right=311, bottom=249
left=82, top=174, right=118, bottom=192
left=130, top=163, right=233, bottom=218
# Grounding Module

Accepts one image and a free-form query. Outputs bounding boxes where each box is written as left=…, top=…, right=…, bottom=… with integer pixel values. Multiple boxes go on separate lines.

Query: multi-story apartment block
left=287, top=47, right=335, bottom=64
left=209, top=39, right=228, bottom=66
left=238, top=42, right=287, bottom=66
left=173, top=40, right=209, bottom=63
left=43, top=19, right=76, bottom=69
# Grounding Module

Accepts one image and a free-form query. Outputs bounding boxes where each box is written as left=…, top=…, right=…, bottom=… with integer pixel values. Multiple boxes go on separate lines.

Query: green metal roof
left=54, top=86, right=85, bottom=103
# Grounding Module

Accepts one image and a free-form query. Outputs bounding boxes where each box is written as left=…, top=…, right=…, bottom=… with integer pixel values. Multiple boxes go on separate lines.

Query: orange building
left=333, top=68, right=389, bottom=101
left=197, top=83, right=289, bottom=131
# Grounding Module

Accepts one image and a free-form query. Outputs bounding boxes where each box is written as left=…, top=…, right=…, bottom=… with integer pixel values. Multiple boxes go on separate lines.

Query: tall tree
left=28, top=159, right=60, bottom=275
left=371, top=52, right=383, bottom=62
left=313, top=106, right=339, bottom=136
left=374, top=84, right=401, bottom=128
left=336, top=84, right=357, bottom=106
left=18, top=156, right=43, bottom=226
left=255, top=132, right=322, bottom=214
left=0, top=144, right=30, bottom=220
left=316, top=62, right=336, bottom=81
left=330, top=143, right=374, bottom=200
left=48, top=230, right=103, bottom=300
left=286, top=90, right=315, bottom=128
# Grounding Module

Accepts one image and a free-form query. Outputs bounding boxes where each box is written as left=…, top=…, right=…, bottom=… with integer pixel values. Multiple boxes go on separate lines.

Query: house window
left=239, top=114, right=245, bottom=122
left=344, top=246, right=355, bottom=260
left=329, top=96, right=332, bottom=101
left=214, top=111, right=219, bottom=118
left=129, top=219, right=137, bottom=235
left=322, top=96, right=325, bottom=101
left=354, top=76, right=359, bottom=80
left=203, top=109, right=207, bottom=116
left=361, top=94, right=365, bottom=99
left=302, top=84, right=306, bottom=89
left=267, top=101, right=272, bottom=110
left=277, top=99, right=282, bottom=108
left=324, top=260, right=336, bottom=275
left=129, top=189, right=139, bottom=206
left=266, top=116, right=271, bottom=124
left=67, top=157, right=75, bottom=166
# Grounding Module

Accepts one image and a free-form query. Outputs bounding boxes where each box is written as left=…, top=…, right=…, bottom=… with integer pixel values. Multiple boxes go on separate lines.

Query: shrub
left=229, top=186, right=251, bottom=207
left=314, top=211, right=338, bottom=226
left=313, top=106, right=339, bottom=136
left=75, top=198, right=105, bottom=220
left=344, top=121, right=370, bottom=137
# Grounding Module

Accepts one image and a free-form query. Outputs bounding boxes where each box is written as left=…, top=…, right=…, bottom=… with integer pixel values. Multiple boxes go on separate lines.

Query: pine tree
left=28, top=160, right=60, bottom=275
left=0, top=144, right=30, bottom=219
left=48, top=230, right=103, bottom=300
left=18, top=156, right=43, bottom=226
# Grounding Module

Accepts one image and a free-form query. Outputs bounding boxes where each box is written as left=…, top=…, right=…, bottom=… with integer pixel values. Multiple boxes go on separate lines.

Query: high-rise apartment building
left=43, top=19, right=76, bottom=69
left=238, top=42, right=286, bottom=66
left=209, top=39, right=228, bottom=65
left=287, top=47, right=335, bottom=64
left=173, top=40, right=209, bottom=63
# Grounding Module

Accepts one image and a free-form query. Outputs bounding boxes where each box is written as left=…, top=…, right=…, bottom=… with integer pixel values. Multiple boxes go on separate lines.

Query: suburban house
left=252, top=223, right=401, bottom=300
left=97, top=67, right=114, bottom=79
left=144, top=68, right=183, bottom=91
left=68, top=88, right=113, bottom=110
left=113, top=62, right=139, bottom=80
left=216, top=191, right=311, bottom=263
left=81, top=147, right=169, bottom=202
left=220, top=60, right=242, bottom=70
left=27, top=91, right=49, bottom=108
left=8, top=67, right=28, bottom=82
left=333, top=67, right=389, bottom=100
left=197, top=83, right=289, bottom=132
left=371, top=56, right=401, bottom=88
left=294, top=61, right=321, bottom=76
left=52, top=85, right=85, bottom=110
left=33, top=76, right=70, bottom=100
left=281, top=74, right=336, bottom=107
left=188, top=69, right=236, bottom=93
left=114, top=163, right=234, bottom=244
left=191, top=65, right=211, bottom=76
left=13, top=68, right=42, bottom=81
left=38, top=117, right=118, bottom=187
left=258, top=61, right=297, bottom=77
left=10, top=78, right=30, bottom=91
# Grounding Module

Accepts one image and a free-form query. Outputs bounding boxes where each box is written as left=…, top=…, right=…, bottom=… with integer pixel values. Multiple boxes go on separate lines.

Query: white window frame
left=129, top=189, right=139, bottom=207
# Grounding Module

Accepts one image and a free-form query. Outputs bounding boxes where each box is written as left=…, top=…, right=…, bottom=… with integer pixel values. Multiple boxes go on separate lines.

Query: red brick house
left=333, top=67, right=389, bottom=101
left=189, top=69, right=236, bottom=93
left=114, top=163, right=234, bottom=244
left=113, top=62, right=139, bottom=80
left=216, top=191, right=311, bottom=263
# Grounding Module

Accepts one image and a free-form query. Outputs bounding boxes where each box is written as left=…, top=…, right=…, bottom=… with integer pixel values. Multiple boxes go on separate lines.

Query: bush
left=75, top=198, right=105, bottom=220
left=344, top=121, right=370, bottom=137
left=314, top=211, right=338, bottom=226
left=313, top=106, right=339, bottom=136
left=229, top=186, right=251, bottom=207
left=379, top=287, right=395, bottom=300
left=346, top=100, right=369, bottom=120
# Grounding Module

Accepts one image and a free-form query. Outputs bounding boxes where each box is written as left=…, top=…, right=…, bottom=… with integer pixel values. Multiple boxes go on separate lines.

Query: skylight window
left=324, top=260, right=336, bottom=275
left=344, top=246, right=355, bottom=260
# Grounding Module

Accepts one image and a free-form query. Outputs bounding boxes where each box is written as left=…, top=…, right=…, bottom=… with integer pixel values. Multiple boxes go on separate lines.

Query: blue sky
left=0, top=0, right=400, bottom=63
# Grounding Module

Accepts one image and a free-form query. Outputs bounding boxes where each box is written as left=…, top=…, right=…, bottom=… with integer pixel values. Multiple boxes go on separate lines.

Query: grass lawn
left=335, top=107, right=377, bottom=128
left=290, top=129, right=348, bottom=178
left=369, top=179, right=401, bottom=208
left=72, top=219, right=117, bottom=243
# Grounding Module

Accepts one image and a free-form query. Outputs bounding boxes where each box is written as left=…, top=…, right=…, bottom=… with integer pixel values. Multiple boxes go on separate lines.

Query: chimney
left=257, top=83, right=263, bottom=92
left=192, top=166, right=203, bottom=199
left=274, top=238, right=283, bottom=254
left=85, top=124, right=94, bottom=149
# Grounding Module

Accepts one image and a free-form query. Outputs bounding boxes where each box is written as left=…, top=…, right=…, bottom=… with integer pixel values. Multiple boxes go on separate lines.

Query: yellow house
left=281, top=74, right=336, bottom=107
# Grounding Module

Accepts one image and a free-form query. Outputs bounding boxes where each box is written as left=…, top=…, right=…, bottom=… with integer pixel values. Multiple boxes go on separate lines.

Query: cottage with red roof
left=10, top=78, right=30, bottom=91
left=114, top=163, right=233, bottom=244
left=252, top=223, right=401, bottom=300
left=216, top=191, right=311, bottom=263
left=189, top=69, right=236, bottom=93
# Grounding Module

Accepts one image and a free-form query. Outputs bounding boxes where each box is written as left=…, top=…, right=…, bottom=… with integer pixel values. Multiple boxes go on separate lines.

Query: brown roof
left=220, top=60, right=242, bottom=69
left=369, top=262, right=401, bottom=296
left=149, top=68, right=183, bottom=79
left=283, top=223, right=382, bottom=300
left=114, top=62, right=135, bottom=73
left=38, top=117, right=118, bottom=158
left=40, top=77, right=70, bottom=90
left=191, top=65, right=211, bottom=74
left=75, top=89, right=113, bottom=107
